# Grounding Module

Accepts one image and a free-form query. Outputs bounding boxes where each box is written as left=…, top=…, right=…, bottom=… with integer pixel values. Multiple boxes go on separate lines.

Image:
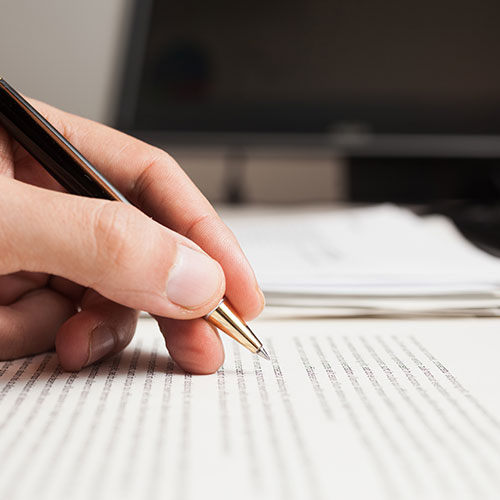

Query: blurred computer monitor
left=117, top=0, right=500, bottom=203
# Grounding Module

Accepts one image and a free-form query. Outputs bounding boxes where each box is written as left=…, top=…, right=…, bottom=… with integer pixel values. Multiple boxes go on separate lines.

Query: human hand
left=0, top=99, right=264, bottom=374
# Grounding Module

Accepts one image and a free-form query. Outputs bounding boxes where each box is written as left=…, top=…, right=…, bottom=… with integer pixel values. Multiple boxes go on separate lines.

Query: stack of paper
left=220, top=205, right=500, bottom=317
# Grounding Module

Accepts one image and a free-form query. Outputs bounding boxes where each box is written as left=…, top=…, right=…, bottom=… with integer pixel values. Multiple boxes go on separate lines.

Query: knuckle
left=132, top=148, right=180, bottom=207
left=184, top=212, right=217, bottom=241
left=92, top=202, right=139, bottom=273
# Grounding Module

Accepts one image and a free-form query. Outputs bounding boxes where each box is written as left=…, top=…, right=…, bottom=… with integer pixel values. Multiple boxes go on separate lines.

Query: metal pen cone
left=256, top=347, right=270, bottom=361
left=205, top=299, right=266, bottom=355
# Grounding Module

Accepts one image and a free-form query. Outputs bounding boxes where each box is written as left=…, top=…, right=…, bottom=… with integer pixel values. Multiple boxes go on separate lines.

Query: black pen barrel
left=0, top=78, right=127, bottom=203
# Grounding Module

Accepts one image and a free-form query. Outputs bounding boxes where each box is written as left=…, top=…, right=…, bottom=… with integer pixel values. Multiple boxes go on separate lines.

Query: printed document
left=0, top=317, right=499, bottom=500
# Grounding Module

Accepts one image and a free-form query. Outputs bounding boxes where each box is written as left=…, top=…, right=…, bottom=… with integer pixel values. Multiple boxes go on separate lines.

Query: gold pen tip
left=256, top=347, right=270, bottom=361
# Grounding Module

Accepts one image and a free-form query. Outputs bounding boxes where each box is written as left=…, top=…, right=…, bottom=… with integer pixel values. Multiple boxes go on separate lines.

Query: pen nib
left=256, top=347, right=271, bottom=361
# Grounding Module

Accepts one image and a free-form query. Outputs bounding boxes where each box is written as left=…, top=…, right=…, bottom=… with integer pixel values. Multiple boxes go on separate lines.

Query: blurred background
left=3, top=0, right=500, bottom=244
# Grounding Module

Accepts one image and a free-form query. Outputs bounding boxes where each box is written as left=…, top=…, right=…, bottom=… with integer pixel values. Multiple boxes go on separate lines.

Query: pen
left=0, top=77, right=270, bottom=361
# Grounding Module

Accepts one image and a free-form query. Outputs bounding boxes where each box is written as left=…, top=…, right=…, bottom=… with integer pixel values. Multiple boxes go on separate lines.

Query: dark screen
left=128, top=0, right=500, bottom=135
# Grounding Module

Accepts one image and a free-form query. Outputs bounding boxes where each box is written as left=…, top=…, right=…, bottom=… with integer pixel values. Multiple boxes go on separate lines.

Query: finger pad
left=160, top=318, right=224, bottom=374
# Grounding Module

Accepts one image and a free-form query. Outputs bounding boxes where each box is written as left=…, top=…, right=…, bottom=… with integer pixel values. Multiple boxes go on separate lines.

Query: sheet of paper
left=219, top=205, right=500, bottom=310
left=0, top=317, right=499, bottom=500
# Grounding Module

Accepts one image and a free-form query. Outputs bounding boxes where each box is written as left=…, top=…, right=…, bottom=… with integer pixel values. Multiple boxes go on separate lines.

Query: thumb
left=0, top=177, right=225, bottom=318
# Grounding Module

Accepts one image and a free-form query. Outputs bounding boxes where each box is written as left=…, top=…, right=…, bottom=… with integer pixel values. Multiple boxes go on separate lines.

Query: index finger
left=19, top=100, right=265, bottom=321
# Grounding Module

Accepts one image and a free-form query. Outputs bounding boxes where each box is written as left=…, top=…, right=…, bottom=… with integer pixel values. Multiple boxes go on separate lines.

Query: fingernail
left=87, top=326, right=116, bottom=365
left=257, top=286, right=266, bottom=309
left=167, top=245, right=224, bottom=309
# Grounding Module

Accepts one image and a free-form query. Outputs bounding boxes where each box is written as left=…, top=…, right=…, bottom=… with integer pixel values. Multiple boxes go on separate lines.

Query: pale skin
left=0, top=99, right=265, bottom=374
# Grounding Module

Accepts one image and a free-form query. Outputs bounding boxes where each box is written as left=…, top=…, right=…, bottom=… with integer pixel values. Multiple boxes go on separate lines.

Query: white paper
left=1, top=317, right=499, bottom=500
left=219, top=205, right=500, bottom=314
